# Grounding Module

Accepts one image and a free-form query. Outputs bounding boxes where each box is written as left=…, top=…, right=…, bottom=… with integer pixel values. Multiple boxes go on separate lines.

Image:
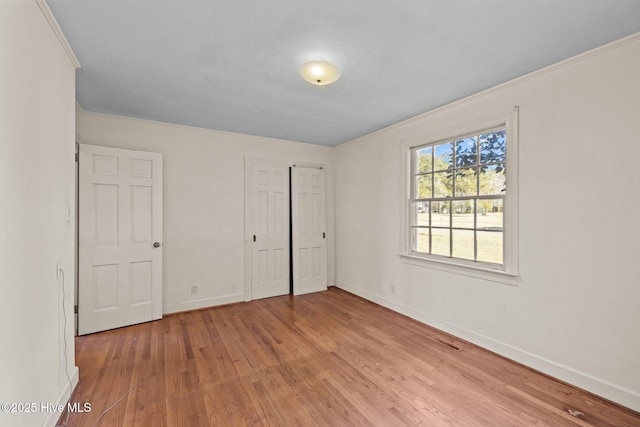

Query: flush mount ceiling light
left=299, top=60, right=341, bottom=86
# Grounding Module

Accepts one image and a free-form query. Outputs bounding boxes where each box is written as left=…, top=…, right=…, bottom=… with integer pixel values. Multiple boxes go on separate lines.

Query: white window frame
left=400, top=107, right=519, bottom=285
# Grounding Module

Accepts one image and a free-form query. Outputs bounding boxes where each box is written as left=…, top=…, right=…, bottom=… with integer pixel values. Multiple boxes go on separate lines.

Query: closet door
left=250, top=163, right=290, bottom=299
left=292, top=167, right=327, bottom=296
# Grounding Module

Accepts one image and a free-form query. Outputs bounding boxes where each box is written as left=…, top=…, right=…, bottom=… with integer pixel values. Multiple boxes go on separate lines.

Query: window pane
left=455, top=167, right=477, bottom=196
left=434, top=142, right=453, bottom=171
left=477, top=231, right=503, bottom=264
left=479, top=164, right=505, bottom=195
left=477, top=199, right=503, bottom=231
left=455, top=137, right=477, bottom=167
left=431, top=228, right=450, bottom=257
left=415, top=175, right=433, bottom=198
left=408, top=122, right=509, bottom=269
left=431, top=201, right=450, bottom=227
left=452, top=230, right=475, bottom=260
left=433, top=171, right=452, bottom=198
left=411, top=202, right=430, bottom=226
left=480, top=130, right=506, bottom=165
left=452, top=200, right=474, bottom=229
left=412, top=227, right=430, bottom=253
left=415, top=147, right=433, bottom=173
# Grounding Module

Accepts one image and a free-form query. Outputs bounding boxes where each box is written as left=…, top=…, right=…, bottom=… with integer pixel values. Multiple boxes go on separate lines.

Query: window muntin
left=409, top=126, right=507, bottom=268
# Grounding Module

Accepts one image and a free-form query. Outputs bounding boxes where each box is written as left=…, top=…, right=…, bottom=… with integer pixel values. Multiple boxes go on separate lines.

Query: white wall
left=334, top=34, right=640, bottom=411
left=0, top=2, right=78, bottom=426
left=76, top=112, right=335, bottom=313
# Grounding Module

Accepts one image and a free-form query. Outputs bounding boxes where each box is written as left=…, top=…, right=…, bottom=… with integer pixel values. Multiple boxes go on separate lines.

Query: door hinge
left=74, top=305, right=78, bottom=314
left=253, top=235, right=256, bottom=242
left=323, top=232, right=326, bottom=239
left=75, top=152, right=78, bottom=162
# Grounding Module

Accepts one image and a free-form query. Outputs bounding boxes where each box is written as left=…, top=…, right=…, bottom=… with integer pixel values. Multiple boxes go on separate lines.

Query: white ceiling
left=49, top=0, right=640, bottom=146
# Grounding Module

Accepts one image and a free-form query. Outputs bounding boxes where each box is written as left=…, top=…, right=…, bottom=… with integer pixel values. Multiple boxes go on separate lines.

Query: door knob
left=153, top=242, right=161, bottom=248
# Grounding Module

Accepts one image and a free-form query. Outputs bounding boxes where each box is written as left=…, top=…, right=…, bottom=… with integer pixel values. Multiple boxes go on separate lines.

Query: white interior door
left=250, top=163, right=290, bottom=299
left=78, top=144, right=163, bottom=335
left=292, top=167, right=327, bottom=295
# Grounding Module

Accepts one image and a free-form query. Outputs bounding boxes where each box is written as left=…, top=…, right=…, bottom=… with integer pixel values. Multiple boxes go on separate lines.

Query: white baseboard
left=44, top=365, right=79, bottom=427
left=336, top=281, right=640, bottom=413
left=162, top=293, right=245, bottom=315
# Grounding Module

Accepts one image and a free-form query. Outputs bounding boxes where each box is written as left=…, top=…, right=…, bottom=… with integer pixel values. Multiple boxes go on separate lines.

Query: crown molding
left=338, top=31, right=640, bottom=148
left=35, top=0, right=80, bottom=69
left=80, top=110, right=335, bottom=152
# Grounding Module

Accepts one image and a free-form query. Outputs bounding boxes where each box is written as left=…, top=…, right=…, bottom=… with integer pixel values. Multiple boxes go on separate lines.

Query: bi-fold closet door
left=248, top=162, right=327, bottom=299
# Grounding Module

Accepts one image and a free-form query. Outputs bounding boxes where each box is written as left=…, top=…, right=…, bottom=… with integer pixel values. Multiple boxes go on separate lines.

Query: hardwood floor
left=61, top=287, right=640, bottom=426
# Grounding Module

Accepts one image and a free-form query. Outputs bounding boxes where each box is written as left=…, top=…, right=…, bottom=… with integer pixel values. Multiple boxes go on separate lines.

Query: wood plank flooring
left=60, top=287, right=640, bottom=426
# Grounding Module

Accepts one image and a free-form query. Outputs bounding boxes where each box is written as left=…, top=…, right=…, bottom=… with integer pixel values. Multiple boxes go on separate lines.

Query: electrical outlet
left=190, top=284, right=198, bottom=295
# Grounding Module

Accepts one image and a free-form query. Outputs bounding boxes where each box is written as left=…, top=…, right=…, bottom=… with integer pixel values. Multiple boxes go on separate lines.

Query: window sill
left=399, top=253, right=520, bottom=286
